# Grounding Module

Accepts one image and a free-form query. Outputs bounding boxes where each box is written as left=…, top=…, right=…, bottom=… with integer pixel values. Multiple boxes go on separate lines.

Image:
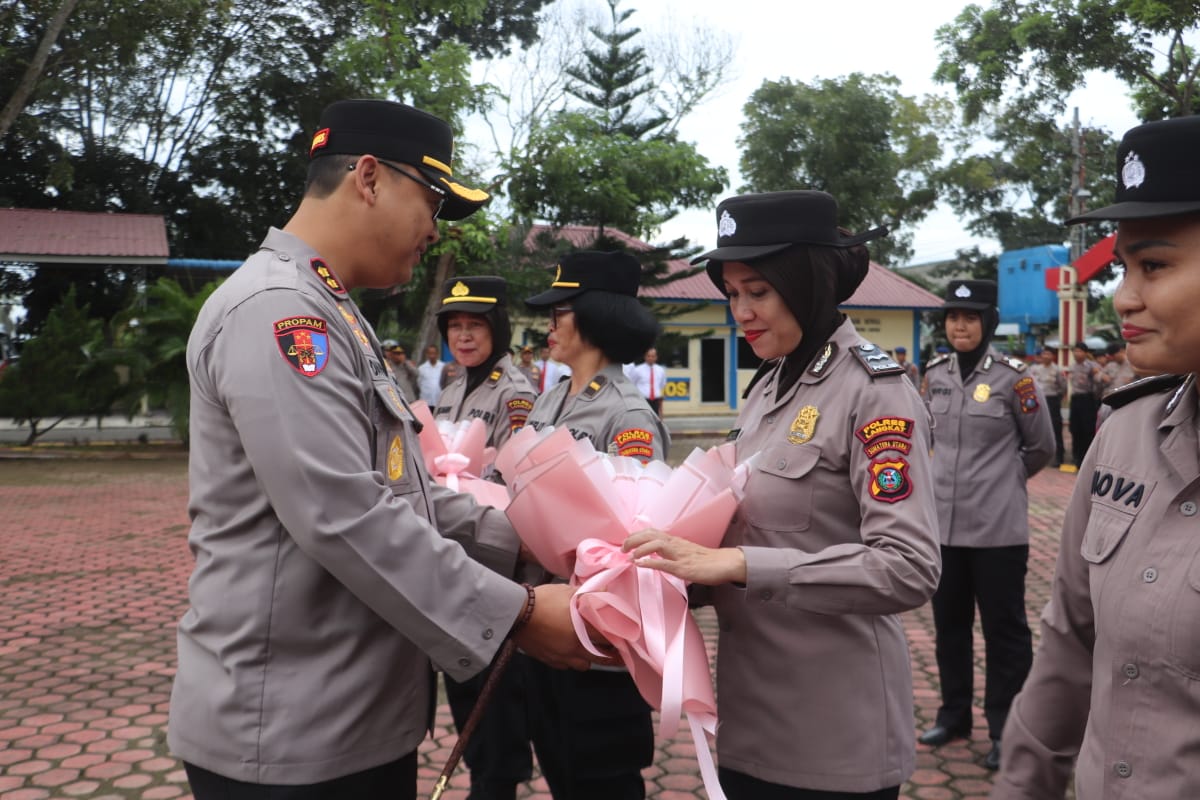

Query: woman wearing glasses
left=517, top=249, right=669, bottom=800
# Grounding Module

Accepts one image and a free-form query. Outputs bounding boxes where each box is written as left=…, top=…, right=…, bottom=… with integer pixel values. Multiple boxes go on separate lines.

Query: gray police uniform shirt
left=925, top=348, right=1056, bottom=548
left=713, top=319, right=941, bottom=793
left=1070, top=358, right=1104, bottom=398
left=434, top=352, right=536, bottom=449
left=995, top=375, right=1200, bottom=800
left=522, top=363, right=669, bottom=463
left=169, top=228, right=526, bottom=785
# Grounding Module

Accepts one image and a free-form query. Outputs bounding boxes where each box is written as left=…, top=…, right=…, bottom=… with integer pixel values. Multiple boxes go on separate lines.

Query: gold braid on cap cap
left=441, top=280, right=497, bottom=305
left=551, top=264, right=580, bottom=288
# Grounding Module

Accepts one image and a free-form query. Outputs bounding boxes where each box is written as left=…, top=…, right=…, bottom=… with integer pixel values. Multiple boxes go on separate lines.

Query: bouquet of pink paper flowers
left=409, top=401, right=510, bottom=510
left=495, top=425, right=754, bottom=800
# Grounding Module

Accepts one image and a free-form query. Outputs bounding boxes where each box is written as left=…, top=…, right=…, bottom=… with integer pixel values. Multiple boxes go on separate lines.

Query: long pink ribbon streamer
left=569, top=539, right=726, bottom=800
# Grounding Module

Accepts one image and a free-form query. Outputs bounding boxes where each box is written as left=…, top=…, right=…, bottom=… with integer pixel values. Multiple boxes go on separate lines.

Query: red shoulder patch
left=855, top=417, right=915, bottom=445
left=507, top=397, right=533, bottom=431
left=274, top=316, right=330, bottom=377
left=1013, top=376, right=1040, bottom=414
left=867, top=457, right=912, bottom=503
left=613, top=428, right=654, bottom=461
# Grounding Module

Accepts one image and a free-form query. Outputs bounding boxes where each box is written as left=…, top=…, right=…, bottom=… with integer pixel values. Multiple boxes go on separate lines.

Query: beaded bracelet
left=511, top=583, right=536, bottom=633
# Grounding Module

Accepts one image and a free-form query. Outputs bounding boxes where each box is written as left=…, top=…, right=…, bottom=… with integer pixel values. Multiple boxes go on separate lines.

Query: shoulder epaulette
left=999, top=355, right=1028, bottom=372
left=581, top=374, right=609, bottom=399
left=850, top=343, right=906, bottom=377
left=1103, top=374, right=1189, bottom=410
left=309, top=257, right=348, bottom=297
left=926, top=353, right=950, bottom=370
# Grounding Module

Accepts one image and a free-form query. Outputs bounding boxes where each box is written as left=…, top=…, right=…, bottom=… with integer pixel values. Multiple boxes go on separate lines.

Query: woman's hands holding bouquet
left=622, top=532, right=747, bottom=586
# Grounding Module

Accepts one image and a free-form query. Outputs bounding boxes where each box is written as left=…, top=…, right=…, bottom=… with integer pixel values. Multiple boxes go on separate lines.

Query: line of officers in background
left=904, top=338, right=1138, bottom=470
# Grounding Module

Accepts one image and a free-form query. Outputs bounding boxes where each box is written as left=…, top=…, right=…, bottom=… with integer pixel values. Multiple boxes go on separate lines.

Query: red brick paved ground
left=0, top=454, right=1080, bottom=799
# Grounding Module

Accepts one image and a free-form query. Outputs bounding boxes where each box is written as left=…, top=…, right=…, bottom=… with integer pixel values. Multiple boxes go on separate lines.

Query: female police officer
left=518, top=250, right=669, bottom=800
left=433, top=275, right=537, bottom=800
left=994, top=115, right=1200, bottom=800
left=918, top=280, right=1055, bottom=771
left=434, top=275, right=536, bottom=450
left=624, top=191, right=940, bottom=799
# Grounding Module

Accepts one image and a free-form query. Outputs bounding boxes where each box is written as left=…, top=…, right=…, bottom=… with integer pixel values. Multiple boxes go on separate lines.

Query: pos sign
left=664, top=377, right=690, bottom=401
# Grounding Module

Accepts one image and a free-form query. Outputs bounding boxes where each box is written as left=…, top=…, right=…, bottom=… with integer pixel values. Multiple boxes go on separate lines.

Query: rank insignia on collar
left=868, top=458, right=912, bottom=503
left=310, top=258, right=348, bottom=296
left=489, top=369, right=502, bottom=382
left=974, top=384, right=991, bottom=403
left=582, top=375, right=608, bottom=398
left=981, top=354, right=994, bottom=371
left=788, top=405, right=819, bottom=444
left=809, top=343, right=837, bottom=376
left=274, top=316, right=329, bottom=377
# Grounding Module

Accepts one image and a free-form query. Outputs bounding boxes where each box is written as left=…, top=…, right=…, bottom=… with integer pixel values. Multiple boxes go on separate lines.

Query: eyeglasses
left=549, top=305, right=574, bottom=329
left=350, top=158, right=447, bottom=220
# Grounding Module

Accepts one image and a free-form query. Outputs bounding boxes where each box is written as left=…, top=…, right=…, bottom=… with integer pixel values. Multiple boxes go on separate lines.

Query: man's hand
left=510, top=584, right=617, bottom=671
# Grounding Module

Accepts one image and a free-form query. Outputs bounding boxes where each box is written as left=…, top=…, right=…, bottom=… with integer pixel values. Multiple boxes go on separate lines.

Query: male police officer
left=170, top=99, right=597, bottom=800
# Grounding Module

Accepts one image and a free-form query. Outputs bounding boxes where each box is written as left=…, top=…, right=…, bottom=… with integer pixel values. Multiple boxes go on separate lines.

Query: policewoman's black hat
left=942, top=279, right=997, bottom=312
left=691, top=190, right=888, bottom=266
left=1069, top=116, right=1200, bottom=222
left=308, top=99, right=489, bottom=221
left=524, top=251, right=642, bottom=309
left=436, top=276, right=507, bottom=316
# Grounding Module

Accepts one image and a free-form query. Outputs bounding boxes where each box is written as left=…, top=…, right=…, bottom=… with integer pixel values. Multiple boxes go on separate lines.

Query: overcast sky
left=490, top=0, right=1143, bottom=265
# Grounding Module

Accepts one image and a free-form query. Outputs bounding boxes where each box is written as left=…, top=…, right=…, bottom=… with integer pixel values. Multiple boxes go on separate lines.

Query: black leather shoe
left=984, top=738, right=1001, bottom=770
left=918, top=724, right=970, bottom=746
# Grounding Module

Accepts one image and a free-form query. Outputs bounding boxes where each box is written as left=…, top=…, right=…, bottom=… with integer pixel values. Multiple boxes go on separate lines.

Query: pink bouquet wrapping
left=409, top=401, right=510, bottom=510
left=496, top=425, right=754, bottom=800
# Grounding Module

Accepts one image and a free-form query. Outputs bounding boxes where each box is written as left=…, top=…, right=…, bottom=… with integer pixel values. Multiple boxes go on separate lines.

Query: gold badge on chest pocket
left=973, top=384, right=991, bottom=402
left=387, top=435, right=405, bottom=480
left=788, top=405, right=820, bottom=444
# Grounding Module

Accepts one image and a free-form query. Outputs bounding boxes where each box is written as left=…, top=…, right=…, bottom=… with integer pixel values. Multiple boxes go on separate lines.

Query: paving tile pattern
left=0, top=457, right=1081, bottom=799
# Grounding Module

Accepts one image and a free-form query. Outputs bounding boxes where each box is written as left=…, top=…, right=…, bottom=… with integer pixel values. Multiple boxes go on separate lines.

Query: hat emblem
left=955, top=284, right=972, bottom=298
left=718, top=209, right=737, bottom=239
left=1121, top=151, right=1146, bottom=189
left=451, top=281, right=470, bottom=297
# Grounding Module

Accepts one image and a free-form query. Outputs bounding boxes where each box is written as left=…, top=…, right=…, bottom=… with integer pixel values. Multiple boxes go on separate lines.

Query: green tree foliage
left=116, top=277, right=222, bottom=444
left=737, top=73, right=950, bottom=265
left=933, top=110, right=1118, bottom=251
left=934, top=0, right=1200, bottom=124
left=505, top=0, right=727, bottom=240
left=0, top=287, right=110, bottom=444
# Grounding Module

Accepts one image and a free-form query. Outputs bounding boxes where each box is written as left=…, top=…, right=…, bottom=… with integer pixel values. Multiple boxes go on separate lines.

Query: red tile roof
left=524, top=223, right=942, bottom=309
left=0, top=208, right=169, bottom=262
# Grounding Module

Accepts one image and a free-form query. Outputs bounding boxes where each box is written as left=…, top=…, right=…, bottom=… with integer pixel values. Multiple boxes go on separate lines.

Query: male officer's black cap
left=524, top=251, right=642, bottom=308
left=308, top=99, right=489, bottom=221
left=943, top=279, right=997, bottom=312
left=436, top=276, right=507, bottom=316
left=1068, top=116, right=1200, bottom=222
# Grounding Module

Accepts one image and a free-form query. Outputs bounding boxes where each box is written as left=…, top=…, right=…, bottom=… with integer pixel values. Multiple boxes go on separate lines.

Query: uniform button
left=776, top=459, right=787, bottom=470
left=759, top=589, right=773, bottom=601
left=765, top=415, right=775, bottom=424
left=482, top=628, right=494, bottom=640
left=1114, top=761, right=1132, bottom=778
left=458, top=657, right=471, bottom=668
left=278, top=253, right=291, bottom=261
left=1122, top=663, right=1139, bottom=680
left=1181, top=501, right=1198, bottom=517
left=1143, top=567, right=1158, bottom=583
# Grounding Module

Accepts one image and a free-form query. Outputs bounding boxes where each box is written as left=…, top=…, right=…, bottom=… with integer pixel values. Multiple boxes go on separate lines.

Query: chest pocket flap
left=743, top=444, right=823, bottom=533
left=1080, top=504, right=1135, bottom=565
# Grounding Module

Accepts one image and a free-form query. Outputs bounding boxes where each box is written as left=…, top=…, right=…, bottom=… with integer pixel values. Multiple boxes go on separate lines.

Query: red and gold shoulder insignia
left=1013, top=376, right=1040, bottom=414
left=613, top=428, right=654, bottom=461
left=868, top=457, right=912, bottom=503
left=855, top=417, right=915, bottom=445
left=507, top=397, right=533, bottom=431
left=310, top=258, right=348, bottom=297
left=274, top=316, right=330, bottom=377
